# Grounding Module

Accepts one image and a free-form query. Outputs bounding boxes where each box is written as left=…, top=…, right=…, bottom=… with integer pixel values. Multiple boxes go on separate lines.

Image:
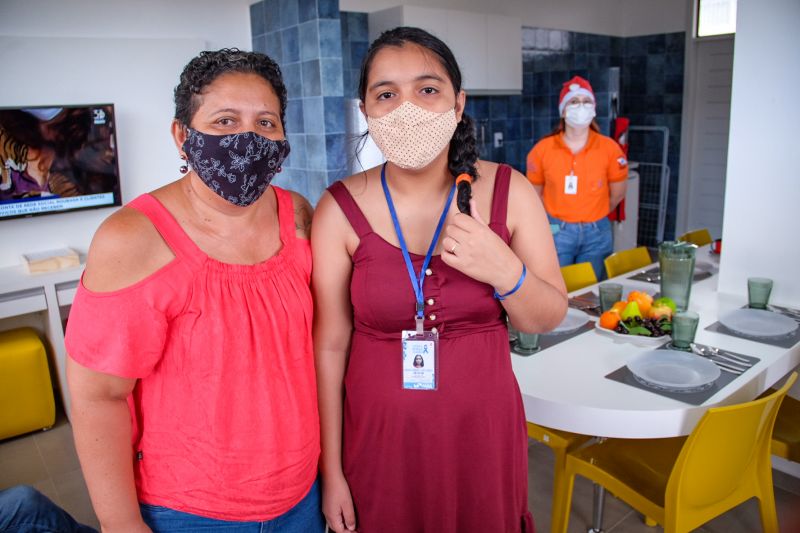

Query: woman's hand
left=322, top=473, right=357, bottom=532
left=441, top=199, right=522, bottom=293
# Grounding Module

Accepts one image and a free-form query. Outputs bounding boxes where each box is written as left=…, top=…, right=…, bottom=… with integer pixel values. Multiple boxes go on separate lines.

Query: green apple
left=649, top=304, right=673, bottom=320
left=653, top=297, right=677, bottom=313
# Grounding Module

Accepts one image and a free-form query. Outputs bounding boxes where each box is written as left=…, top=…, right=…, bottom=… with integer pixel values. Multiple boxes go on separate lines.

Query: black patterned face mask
left=182, top=128, right=290, bottom=207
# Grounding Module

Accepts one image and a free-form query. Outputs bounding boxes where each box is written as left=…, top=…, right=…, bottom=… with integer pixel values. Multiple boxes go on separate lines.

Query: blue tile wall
left=281, top=26, right=300, bottom=63
left=253, top=0, right=346, bottom=204
left=340, top=12, right=369, bottom=99
left=298, top=20, right=319, bottom=62
left=622, top=32, right=685, bottom=243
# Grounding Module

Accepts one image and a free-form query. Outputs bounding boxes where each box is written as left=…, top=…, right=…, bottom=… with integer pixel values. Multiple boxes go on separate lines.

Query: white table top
left=512, top=249, right=800, bottom=439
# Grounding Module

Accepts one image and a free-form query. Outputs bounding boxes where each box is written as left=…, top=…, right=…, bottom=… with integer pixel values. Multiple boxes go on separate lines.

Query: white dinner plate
left=549, top=308, right=589, bottom=335
left=594, top=321, right=670, bottom=346
left=694, top=261, right=715, bottom=274
left=718, top=308, right=798, bottom=338
left=627, top=349, right=721, bottom=392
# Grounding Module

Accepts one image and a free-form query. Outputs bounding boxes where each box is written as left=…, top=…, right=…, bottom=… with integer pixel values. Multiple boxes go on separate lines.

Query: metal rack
left=628, top=126, right=670, bottom=247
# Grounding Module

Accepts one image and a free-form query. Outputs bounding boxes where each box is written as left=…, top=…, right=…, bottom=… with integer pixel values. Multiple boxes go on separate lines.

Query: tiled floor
left=2, top=412, right=799, bottom=532
left=0, top=411, right=99, bottom=529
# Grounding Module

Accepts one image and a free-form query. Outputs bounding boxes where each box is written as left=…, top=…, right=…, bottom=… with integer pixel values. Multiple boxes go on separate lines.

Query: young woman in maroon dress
left=312, top=27, right=567, bottom=532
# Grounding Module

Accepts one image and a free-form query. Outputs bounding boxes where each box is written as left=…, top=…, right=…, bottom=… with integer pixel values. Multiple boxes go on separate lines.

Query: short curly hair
left=174, top=48, right=287, bottom=131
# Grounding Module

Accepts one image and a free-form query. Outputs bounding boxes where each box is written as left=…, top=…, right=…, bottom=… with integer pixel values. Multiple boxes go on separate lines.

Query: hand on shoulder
left=83, top=206, right=174, bottom=293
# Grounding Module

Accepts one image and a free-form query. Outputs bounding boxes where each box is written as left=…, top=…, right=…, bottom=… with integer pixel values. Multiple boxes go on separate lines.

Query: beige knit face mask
left=367, top=101, right=458, bottom=169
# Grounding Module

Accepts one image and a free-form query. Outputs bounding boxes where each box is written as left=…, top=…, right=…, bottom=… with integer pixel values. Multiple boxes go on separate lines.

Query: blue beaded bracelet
left=494, top=264, right=527, bottom=301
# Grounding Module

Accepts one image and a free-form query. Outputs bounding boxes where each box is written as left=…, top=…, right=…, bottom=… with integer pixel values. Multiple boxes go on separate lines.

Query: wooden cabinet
left=368, top=6, right=522, bottom=95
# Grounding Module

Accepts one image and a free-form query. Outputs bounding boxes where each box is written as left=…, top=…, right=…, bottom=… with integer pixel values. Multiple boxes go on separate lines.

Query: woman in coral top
left=64, top=49, right=322, bottom=532
left=526, top=76, right=628, bottom=279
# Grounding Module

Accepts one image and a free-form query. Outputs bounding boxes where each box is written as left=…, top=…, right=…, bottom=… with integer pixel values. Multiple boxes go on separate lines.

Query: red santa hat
left=558, top=76, right=595, bottom=116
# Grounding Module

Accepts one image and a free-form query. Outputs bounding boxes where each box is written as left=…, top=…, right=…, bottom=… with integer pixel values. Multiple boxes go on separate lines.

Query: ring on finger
left=449, top=242, right=459, bottom=254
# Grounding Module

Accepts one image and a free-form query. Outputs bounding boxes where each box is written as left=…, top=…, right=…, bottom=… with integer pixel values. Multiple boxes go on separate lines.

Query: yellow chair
left=560, top=262, right=598, bottom=293
left=526, top=423, right=591, bottom=533
left=603, top=246, right=652, bottom=279
left=772, top=394, right=800, bottom=462
left=678, top=228, right=713, bottom=247
left=552, top=372, right=797, bottom=533
left=0, top=328, right=56, bottom=440
left=759, top=388, right=800, bottom=463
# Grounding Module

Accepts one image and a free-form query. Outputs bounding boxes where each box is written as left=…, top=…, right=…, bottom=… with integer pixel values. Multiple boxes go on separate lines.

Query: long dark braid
left=449, top=114, right=479, bottom=214
left=359, top=27, right=479, bottom=215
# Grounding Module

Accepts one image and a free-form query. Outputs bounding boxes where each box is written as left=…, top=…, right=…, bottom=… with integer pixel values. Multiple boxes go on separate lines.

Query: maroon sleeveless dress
left=328, top=165, right=534, bottom=533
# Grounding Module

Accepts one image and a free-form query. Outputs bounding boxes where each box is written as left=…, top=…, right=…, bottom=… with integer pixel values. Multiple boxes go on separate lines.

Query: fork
left=690, top=344, right=747, bottom=374
left=704, top=346, right=755, bottom=365
left=768, top=305, right=800, bottom=322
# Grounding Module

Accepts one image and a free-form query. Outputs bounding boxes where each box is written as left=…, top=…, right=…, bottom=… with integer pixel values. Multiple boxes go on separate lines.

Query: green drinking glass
left=747, top=277, right=773, bottom=310
left=659, top=241, right=697, bottom=312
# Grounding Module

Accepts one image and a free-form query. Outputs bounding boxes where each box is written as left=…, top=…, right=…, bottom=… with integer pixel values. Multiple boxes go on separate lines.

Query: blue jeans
left=139, top=479, right=324, bottom=533
left=549, top=215, right=614, bottom=280
left=0, top=485, right=98, bottom=533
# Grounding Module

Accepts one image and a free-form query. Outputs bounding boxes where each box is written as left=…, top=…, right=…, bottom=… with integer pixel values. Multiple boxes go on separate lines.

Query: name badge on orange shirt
left=564, top=173, right=578, bottom=195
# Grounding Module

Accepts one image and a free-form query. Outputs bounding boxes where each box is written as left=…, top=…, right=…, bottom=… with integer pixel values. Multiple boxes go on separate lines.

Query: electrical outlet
left=494, top=132, right=504, bottom=148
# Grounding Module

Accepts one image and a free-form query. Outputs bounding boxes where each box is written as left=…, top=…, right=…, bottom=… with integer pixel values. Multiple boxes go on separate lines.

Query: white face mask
left=564, top=103, right=596, bottom=128
left=367, top=101, right=458, bottom=169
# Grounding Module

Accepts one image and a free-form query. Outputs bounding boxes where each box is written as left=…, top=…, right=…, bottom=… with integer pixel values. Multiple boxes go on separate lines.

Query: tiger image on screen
left=0, top=105, right=121, bottom=220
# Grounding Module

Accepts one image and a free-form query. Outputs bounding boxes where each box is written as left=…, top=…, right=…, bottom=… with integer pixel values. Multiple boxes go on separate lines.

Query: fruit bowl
left=597, top=291, right=674, bottom=342
left=594, top=321, right=670, bottom=346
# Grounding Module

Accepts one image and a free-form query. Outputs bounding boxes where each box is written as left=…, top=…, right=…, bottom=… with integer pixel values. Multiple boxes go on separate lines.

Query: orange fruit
left=626, top=290, right=653, bottom=315
left=599, top=310, right=621, bottom=330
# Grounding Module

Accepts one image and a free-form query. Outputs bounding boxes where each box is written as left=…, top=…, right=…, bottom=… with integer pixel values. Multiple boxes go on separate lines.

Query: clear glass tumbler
left=747, top=277, right=773, bottom=309
left=514, top=332, right=541, bottom=355
left=599, top=283, right=623, bottom=313
left=671, top=311, right=699, bottom=351
left=659, top=241, right=697, bottom=312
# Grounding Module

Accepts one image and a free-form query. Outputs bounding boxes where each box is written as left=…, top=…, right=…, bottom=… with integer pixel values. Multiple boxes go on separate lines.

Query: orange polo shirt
left=526, top=130, right=628, bottom=223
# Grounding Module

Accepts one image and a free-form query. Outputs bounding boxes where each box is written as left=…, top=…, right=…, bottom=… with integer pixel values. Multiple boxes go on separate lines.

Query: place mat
left=511, top=321, right=594, bottom=355
left=768, top=304, right=800, bottom=324
left=705, top=306, right=800, bottom=349
left=605, top=344, right=759, bottom=405
left=627, top=266, right=713, bottom=284
left=540, top=321, right=595, bottom=349
left=568, top=291, right=601, bottom=317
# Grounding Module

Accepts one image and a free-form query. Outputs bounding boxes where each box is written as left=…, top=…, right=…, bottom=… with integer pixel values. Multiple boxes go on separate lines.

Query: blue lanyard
left=381, top=163, right=455, bottom=322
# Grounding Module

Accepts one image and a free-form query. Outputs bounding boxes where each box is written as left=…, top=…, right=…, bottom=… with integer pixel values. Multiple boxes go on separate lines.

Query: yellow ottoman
left=0, top=328, right=56, bottom=440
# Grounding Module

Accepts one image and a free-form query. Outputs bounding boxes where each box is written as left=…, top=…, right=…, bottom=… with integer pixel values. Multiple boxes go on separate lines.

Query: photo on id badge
left=402, top=333, right=437, bottom=390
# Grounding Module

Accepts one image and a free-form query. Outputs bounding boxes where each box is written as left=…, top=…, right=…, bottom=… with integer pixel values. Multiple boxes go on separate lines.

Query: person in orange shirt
left=526, top=76, right=628, bottom=280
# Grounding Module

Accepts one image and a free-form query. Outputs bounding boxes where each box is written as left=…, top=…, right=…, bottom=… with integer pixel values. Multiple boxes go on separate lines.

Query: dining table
left=511, top=245, right=800, bottom=531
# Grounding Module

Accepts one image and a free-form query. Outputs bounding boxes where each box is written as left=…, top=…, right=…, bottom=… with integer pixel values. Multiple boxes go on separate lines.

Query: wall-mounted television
left=0, top=103, right=121, bottom=220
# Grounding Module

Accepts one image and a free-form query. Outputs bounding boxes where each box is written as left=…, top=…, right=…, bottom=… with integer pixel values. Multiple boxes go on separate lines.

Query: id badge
left=564, top=173, right=578, bottom=195
left=401, top=330, right=439, bottom=390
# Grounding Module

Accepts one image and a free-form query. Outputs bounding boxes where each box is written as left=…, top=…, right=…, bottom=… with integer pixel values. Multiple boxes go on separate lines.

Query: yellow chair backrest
left=560, top=262, right=597, bottom=293
left=770, top=393, right=800, bottom=463
left=665, top=372, right=797, bottom=532
left=603, top=246, right=652, bottom=279
left=678, top=228, right=713, bottom=247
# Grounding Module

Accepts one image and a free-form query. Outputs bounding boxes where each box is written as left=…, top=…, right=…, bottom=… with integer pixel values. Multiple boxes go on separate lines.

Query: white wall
left=0, top=0, right=251, bottom=49
left=0, top=0, right=251, bottom=269
left=341, top=0, right=687, bottom=37
left=717, top=0, right=800, bottom=305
